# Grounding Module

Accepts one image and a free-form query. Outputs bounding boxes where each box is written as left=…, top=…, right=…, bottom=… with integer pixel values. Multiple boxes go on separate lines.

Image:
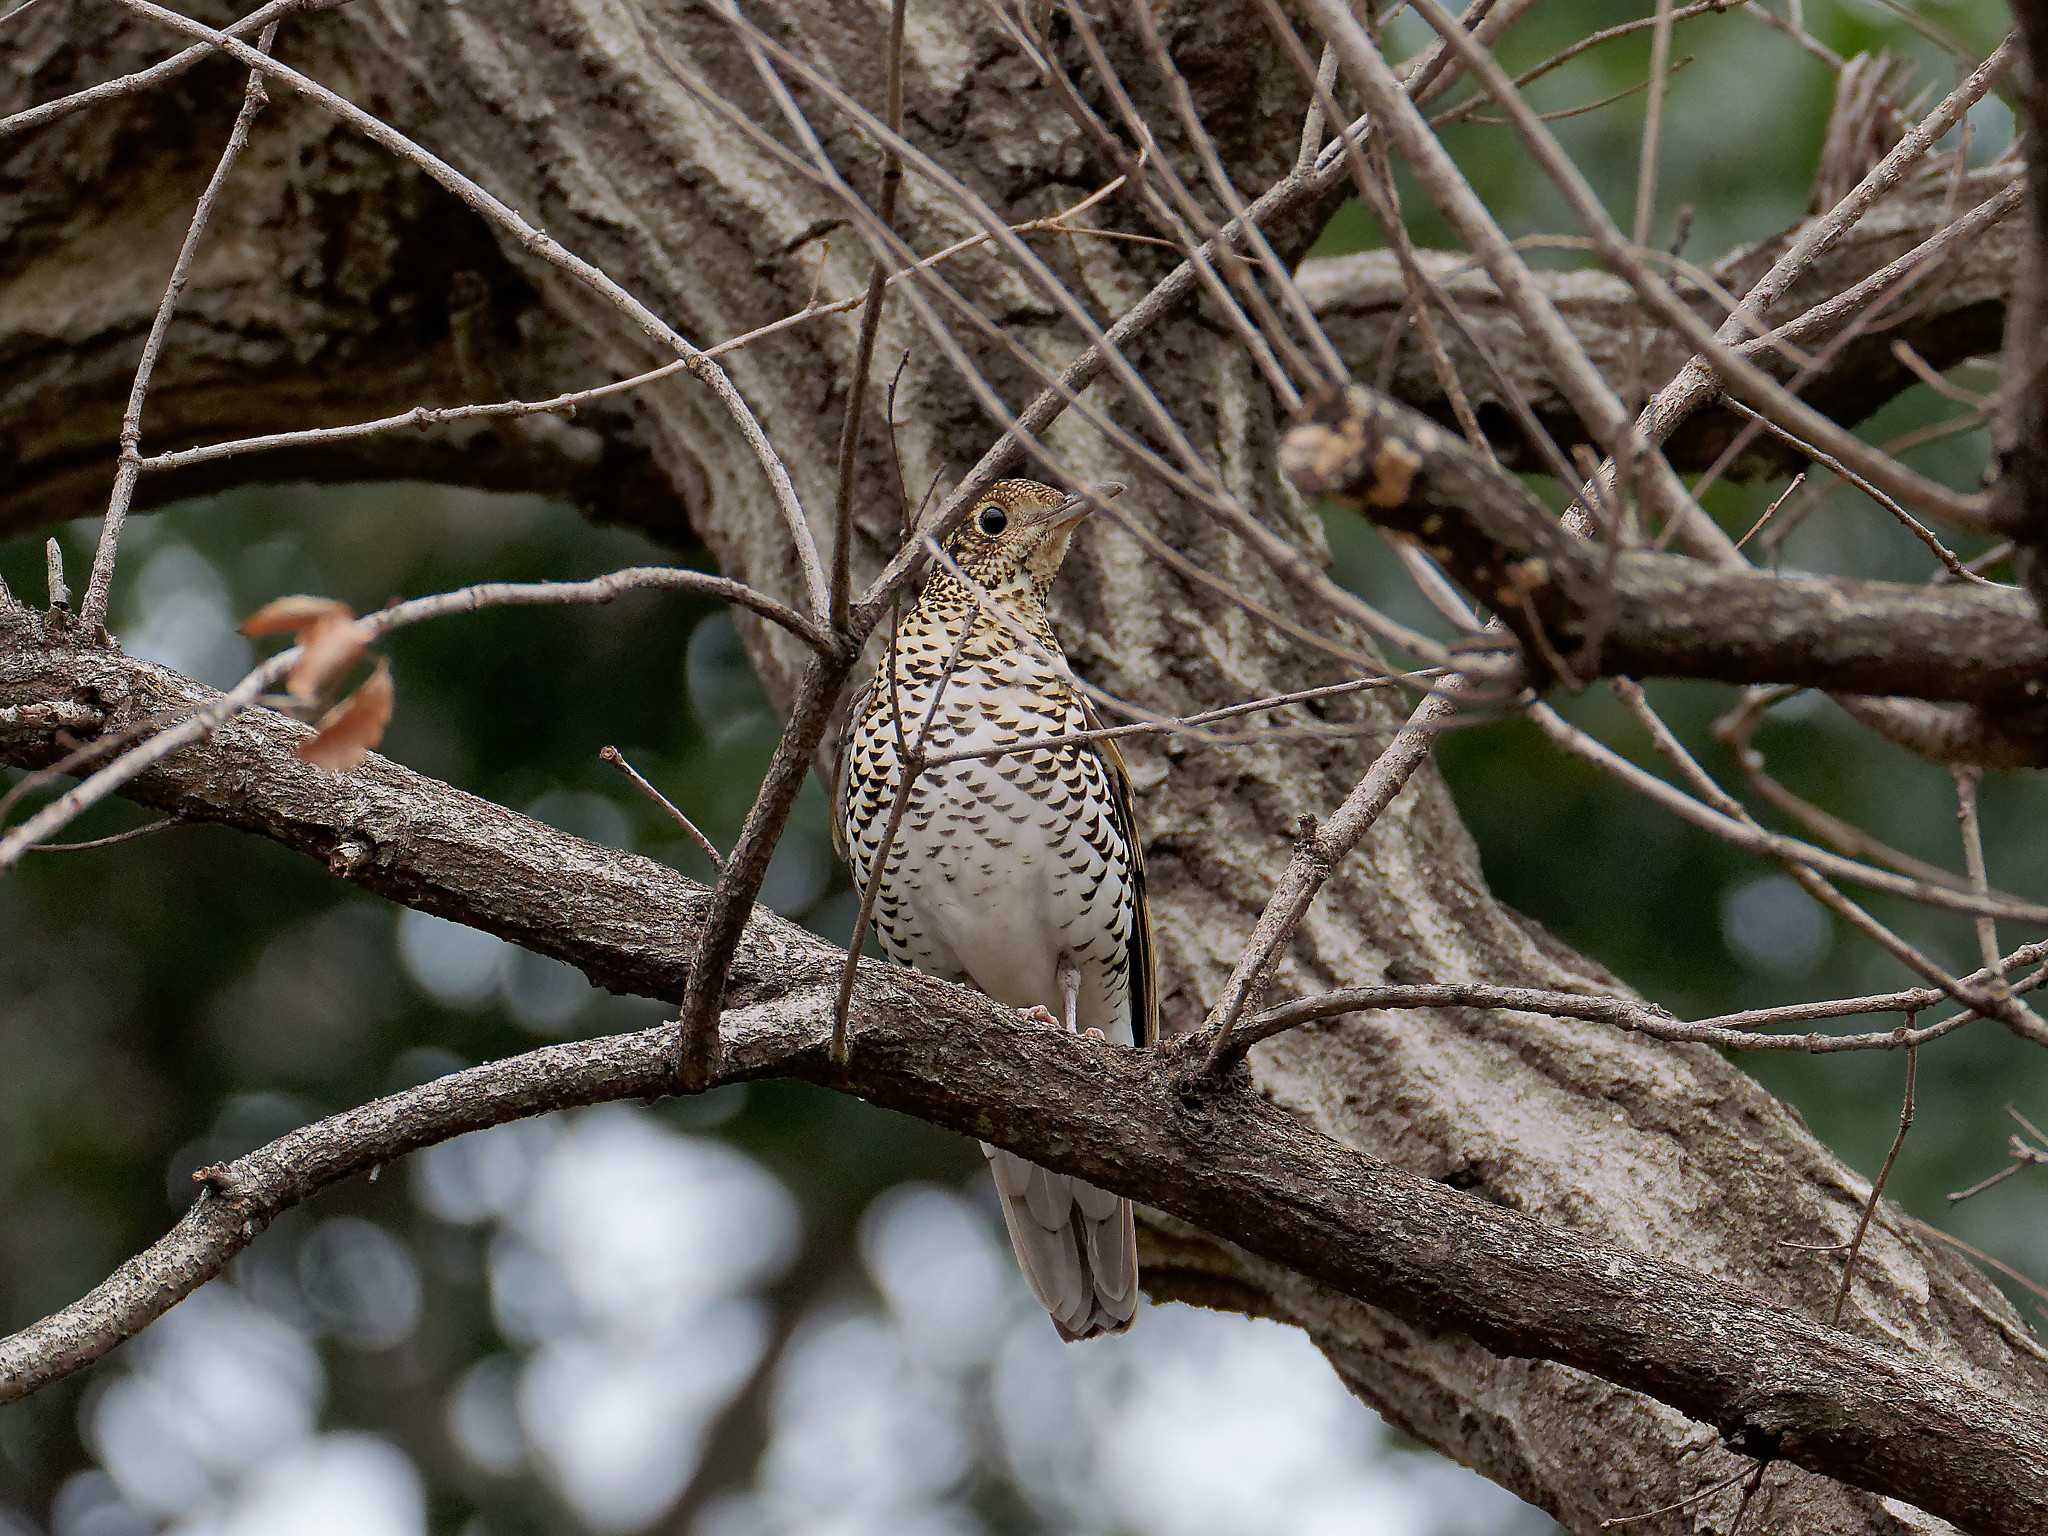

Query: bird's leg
left=1057, top=954, right=1105, bottom=1042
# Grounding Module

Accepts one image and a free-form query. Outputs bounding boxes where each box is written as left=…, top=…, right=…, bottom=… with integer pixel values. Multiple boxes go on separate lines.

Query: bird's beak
left=1051, top=480, right=1126, bottom=530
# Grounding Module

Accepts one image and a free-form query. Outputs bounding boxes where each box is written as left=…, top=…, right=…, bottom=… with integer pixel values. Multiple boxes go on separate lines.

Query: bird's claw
left=1017, top=1008, right=1104, bottom=1042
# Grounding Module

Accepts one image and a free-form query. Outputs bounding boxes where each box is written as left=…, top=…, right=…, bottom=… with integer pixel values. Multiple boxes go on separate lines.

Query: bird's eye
left=976, top=505, right=1009, bottom=537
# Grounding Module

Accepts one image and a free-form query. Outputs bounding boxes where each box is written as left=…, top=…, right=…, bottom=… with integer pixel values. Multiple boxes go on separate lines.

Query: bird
left=833, top=477, right=1157, bottom=1341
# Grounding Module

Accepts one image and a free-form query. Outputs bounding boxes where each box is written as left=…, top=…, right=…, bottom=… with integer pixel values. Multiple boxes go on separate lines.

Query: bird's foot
left=1019, top=1005, right=1062, bottom=1028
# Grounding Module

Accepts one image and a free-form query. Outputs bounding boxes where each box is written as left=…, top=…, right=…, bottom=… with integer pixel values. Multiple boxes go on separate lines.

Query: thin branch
left=361, top=566, right=831, bottom=652
left=1947, top=1105, right=2048, bottom=1203
left=82, top=21, right=280, bottom=630
left=23, top=817, right=178, bottom=854
left=1713, top=688, right=1965, bottom=887
left=600, top=745, right=724, bottom=870
left=920, top=671, right=1441, bottom=770
left=1465, top=55, right=1694, bottom=127
left=1430, top=0, right=1752, bottom=130
left=831, top=616, right=975, bottom=1067
left=0, top=0, right=345, bottom=142
left=0, top=565, right=827, bottom=867
left=826, top=0, right=907, bottom=632
left=1721, top=400, right=1988, bottom=583
left=1230, top=981, right=2005, bottom=1059
left=1599, top=1463, right=1758, bottom=1529
left=672, top=647, right=857, bottom=1088
left=1828, top=1047, right=1917, bottom=1324
left=1955, top=765, right=2048, bottom=1045
left=1524, top=696, right=2048, bottom=922
left=1200, top=683, right=1469, bottom=1064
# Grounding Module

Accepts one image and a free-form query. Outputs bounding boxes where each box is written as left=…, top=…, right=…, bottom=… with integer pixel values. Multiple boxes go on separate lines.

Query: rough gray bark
left=3, top=6, right=2042, bottom=1534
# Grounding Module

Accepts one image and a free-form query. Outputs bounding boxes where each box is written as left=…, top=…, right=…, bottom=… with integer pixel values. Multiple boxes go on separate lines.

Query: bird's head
left=933, top=478, right=1123, bottom=607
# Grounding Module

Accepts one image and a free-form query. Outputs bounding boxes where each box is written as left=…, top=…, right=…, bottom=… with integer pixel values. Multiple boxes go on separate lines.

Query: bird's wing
left=1078, top=695, right=1158, bottom=1047
left=825, top=671, right=876, bottom=866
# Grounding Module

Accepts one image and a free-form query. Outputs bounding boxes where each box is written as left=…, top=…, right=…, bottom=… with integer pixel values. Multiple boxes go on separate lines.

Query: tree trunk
left=3, top=5, right=2041, bottom=1532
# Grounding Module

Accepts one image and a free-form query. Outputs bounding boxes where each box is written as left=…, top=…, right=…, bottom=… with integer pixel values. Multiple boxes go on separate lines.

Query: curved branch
left=1283, top=384, right=2048, bottom=756
left=0, top=80, right=676, bottom=545
left=2, top=899, right=2046, bottom=1533
left=1299, top=167, right=2017, bottom=478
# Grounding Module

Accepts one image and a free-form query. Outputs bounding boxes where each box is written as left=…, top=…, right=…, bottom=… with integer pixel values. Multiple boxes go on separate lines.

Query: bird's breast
left=838, top=670, right=1137, bottom=1039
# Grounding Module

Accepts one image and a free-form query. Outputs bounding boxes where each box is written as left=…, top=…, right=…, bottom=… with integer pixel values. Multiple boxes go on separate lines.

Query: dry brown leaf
left=297, top=659, right=394, bottom=772
left=286, top=613, right=369, bottom=703
left=240, top=594, right=354, bottom=637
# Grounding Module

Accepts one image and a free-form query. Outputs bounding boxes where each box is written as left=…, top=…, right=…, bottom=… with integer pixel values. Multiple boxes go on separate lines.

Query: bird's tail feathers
left=983, top=1144, right=1138, bottom=1342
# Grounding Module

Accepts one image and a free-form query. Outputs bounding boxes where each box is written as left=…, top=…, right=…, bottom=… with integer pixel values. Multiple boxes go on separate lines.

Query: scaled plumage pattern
left=834, top=478, right=1156, bottom=1340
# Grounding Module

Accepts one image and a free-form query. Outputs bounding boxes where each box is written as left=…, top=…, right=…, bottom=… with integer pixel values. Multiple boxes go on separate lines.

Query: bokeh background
left=4, top=2, right=2045, bottom=1533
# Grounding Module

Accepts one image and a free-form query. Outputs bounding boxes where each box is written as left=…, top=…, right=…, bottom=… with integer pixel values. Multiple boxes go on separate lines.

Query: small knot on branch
left=191, top=1162, right=251, bottom=1201
left=1280, top=386, right=1426, bottom=510
left=328, top=835, right=376, bottom=878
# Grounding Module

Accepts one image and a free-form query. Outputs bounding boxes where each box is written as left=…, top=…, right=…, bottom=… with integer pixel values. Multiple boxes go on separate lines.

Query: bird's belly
left=886, top=760, right=1134, bottom=1044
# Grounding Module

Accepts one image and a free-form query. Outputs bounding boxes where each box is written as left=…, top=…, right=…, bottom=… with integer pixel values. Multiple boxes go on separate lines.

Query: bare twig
left=1599, top=1463, right=1758, bottom=1528
left=1431, top=0, right=1752, bottom=130
left=1828, top=1047, right=1917, bottom=1324
left=0, top=565, right=826, bottom=867
left=1948, top=1106, right=2048, bottom=1203
left=1527, top=706, right=2048, bottom=925
left=361, top=566, right=831, bottom=652
left=826, top=0, right=907, bottom=632
left=1200, top=684, right=1469, bottom=1064
left=24, top=818, right=178, bottom=854
left=1722, top=400, right=1989, bottom=583
left=1229, top=981, right=2014, bottom=1059
left=600, top=746, right=724, bottom=870
left=831, top=612, right=975, bottom=1067
left=44, top=540, right=68, bottom=612
left=0, top=0, right=346, bottom=142
left=82, top=21, right=281, bottom=630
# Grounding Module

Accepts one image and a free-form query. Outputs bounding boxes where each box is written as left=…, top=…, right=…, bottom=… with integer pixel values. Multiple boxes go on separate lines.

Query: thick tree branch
left=1, top=142, right=2013, bottom=545
left=1283, top=385, right=2048, bottom=757
left=0, top=34, right=673, bottom=545
left=2, top=610, right=2045, bottom=1534
left=1299, top=167, right=2016, bottom=479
